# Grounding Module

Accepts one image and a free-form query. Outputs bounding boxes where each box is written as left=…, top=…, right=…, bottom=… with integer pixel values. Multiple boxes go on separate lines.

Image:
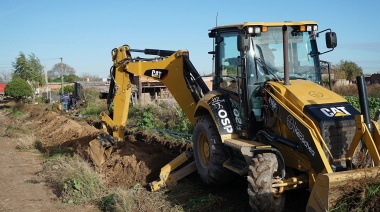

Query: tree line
left=1, top=52, right=105, bottom=101
left=0, top=52, right=368, bottom=101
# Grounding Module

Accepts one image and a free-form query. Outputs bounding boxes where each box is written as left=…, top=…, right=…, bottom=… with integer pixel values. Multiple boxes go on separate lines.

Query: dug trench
left=12, top=103, right=308, bottom=211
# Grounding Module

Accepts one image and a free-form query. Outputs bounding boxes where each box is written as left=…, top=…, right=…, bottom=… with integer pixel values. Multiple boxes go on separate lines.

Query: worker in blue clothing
left=60, top=92, right=70, bottom=112
left=69, top=92, right=76, bottom=110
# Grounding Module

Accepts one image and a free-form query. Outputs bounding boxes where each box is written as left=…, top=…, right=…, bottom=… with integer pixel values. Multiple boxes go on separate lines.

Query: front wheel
left=193, top=115, right=236, bottom=185
left=248, top=153, right=285, bottom=212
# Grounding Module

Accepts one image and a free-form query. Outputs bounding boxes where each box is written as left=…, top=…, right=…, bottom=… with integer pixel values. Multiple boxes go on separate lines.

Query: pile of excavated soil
left=23, top=105, right=99, bottom=146
left=21, top=104, right=190, bottom=189
left=100, top=131, right=191, bottom=188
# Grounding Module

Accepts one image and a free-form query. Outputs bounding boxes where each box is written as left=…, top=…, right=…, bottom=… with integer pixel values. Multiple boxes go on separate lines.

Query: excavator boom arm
left=101, top=45, right=209, bottom=141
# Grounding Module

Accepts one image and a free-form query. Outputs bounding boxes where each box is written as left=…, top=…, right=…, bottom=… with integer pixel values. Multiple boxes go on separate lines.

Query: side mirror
left=237, top=34, right=250, bottom=52
left=326, top=32, right=337, bottom=48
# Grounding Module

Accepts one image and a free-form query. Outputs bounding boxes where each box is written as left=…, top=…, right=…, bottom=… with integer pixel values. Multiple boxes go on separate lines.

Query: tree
left=48, top=63, right=76, bottom=81
left=338, top=60, right=363, bottom=84
left=12, top=52, right=45, bottom=102
left=80, top=73, right=102, bottom=81
left=0, top=69, right=12, bottom=82
left=4, top=78, right=33, bottom=100
left=64, top=74, right=80, bottom=83
left=332, top=66, right=346, bottom=80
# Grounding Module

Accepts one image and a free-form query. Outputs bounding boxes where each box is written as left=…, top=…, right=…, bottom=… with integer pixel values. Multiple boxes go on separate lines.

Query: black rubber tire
left=248, top=153, right=285, bottom=212
left=193, top=115, right=236, bottom=185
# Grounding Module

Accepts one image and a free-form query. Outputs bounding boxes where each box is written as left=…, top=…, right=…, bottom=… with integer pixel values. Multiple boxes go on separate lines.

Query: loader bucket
left=306, top=167, right=380, bottom=212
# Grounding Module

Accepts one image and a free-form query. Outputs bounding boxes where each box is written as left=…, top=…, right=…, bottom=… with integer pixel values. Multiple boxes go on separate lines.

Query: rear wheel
left=248, top=153, right=285, bottom=212
left=193, top=115, right=236, bottom=185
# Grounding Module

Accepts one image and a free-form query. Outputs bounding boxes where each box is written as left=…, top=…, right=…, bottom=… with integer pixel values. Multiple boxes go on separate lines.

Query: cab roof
left=210, top=21, right=317, bottom=31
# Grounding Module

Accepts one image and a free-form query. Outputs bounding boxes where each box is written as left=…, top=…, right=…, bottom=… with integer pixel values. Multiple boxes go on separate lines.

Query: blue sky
left=1, top=0, right=380, bottom=78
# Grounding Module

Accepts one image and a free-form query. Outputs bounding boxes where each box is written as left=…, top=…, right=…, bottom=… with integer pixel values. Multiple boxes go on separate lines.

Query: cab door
left=214, top=30, right=249, bottom=136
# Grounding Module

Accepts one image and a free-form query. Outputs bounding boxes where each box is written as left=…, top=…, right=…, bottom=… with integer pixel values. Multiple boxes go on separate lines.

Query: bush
left=128, top=102, right=193, bottom=134
left=77, top=88, right=107, bottom=115
left=63, top=85, right=75, bottom=95
left=4, top=78, right=33, bottom=100
left=344, top=96, right=380, bottom=119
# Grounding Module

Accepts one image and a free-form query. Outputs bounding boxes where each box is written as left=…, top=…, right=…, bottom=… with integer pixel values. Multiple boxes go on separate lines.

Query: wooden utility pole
left=60, top=57, right=63, bottom=94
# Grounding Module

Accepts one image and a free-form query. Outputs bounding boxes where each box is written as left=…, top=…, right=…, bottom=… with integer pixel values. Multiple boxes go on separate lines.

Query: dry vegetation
left=332, top=83, right=380, bottom=98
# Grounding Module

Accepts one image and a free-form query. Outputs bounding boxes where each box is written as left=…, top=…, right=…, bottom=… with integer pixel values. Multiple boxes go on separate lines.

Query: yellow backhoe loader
left=98, top=21, right=380, bottom=211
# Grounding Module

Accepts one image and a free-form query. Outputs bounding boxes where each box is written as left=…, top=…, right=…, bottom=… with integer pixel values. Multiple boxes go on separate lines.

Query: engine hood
left=267, top=80, right=348, bottom=111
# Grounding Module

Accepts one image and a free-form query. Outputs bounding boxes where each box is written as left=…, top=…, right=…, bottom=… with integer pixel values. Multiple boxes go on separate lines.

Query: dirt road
left=0, top=106, right=98, bottom=212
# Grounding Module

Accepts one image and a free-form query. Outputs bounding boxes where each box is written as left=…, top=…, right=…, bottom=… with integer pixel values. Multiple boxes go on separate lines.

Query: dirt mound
left=23, top=105, right=99, bottom=147
left=22, top=104, right=189, bottom=189
left=101, top=133, right=190, bottom=188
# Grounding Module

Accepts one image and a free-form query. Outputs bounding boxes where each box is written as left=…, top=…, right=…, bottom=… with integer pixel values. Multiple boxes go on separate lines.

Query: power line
left=40, top=58, right=63, bottom=61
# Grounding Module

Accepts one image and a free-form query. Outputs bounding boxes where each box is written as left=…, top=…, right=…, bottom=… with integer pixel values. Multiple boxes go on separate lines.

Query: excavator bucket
left=306, top=166, right=380, bottom=211
left=87, top=133, right=116, bottom=167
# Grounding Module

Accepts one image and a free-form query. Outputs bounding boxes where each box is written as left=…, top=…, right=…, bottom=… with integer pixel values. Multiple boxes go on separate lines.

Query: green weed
left=332, top=181, right=380, bottom=211
left=128, top=102, right=193, bottom=134
left=42, top=155, right=104, bottom=204
left=100, top=193, right=117, bottom=212
left=184, top=194, right=223, bottom=211
left=344, top=95, right=380, bottom=119
left=45, top=146, right=72, bottom=160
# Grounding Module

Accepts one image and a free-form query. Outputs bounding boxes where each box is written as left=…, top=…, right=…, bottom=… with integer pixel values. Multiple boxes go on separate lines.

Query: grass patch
left=44, top=146, right=72, bottom=159
left=332, top=181, right=380, bottom=211
left=2, top=123, right=29, bottom=137
left=77, top=88, right=107, bottom=116
left=42, top=155, right=104, bottom=204
left=79, top=103, right=105, bottom=116
left=15, top=135, right=38, bottom=151
left=99, top=186, right=182, bottom=212
left=3, top=101, right=26, bottom=118
left=183, top=194, right=223, bottom=211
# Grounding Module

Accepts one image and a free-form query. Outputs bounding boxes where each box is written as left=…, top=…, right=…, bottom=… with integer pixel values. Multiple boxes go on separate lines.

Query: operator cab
left=209, top=21, right=337, bottom=138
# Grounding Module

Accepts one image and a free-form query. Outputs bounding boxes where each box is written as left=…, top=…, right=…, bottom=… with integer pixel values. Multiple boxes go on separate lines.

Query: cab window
left=218, top=32, right=240, bottom=93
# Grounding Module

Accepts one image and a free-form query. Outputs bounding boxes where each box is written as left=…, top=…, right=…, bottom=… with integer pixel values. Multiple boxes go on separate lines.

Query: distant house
left=131, top=76, right=213, bottom=104
left=72, top=75, right=214, bottom=105
left=370, top=73, right=380, bottom=84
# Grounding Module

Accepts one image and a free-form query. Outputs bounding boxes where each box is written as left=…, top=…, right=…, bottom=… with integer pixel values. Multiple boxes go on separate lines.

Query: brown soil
left=0, top=102, right=99, bottom=212
left=0, top=101, right=309, bottom=211
left=18, top=103, right=191, bottom=190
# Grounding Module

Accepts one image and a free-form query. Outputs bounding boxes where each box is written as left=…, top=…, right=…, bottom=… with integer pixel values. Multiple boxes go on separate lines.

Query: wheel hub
left=199, top=134, right=210, bottom=165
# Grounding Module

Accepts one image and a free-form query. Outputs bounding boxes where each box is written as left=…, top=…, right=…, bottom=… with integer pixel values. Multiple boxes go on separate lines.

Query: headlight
left=254, top=27, right=261, bottom=33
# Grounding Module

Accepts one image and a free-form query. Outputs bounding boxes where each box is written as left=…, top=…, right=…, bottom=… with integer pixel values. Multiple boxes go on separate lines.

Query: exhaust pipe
left=356, top=76, right=372, bottom=134
left=283, top=25, right=290, bottom=86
